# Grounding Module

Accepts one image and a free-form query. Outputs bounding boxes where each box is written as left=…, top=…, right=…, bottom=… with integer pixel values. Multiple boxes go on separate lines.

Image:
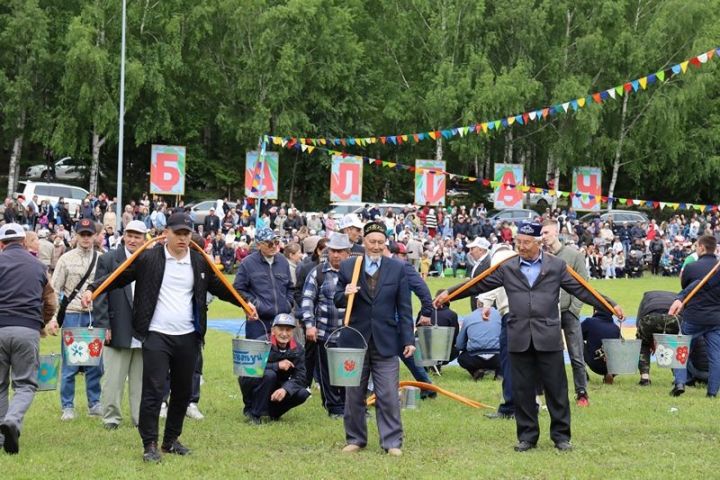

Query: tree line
left=1, top=0, right=719, bottom=210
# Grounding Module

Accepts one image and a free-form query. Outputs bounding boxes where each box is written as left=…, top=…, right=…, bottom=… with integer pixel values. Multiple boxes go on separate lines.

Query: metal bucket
left=326, top=326, right=368, bottom=387
left=233, top=320, right=271, bottom=378
left=61, top=314, right=106, bottom=367
left=413, top=338, right=436, bottom=367
left=602, top=338, right=641, bottom=375
left=399, top=386, right=421, bottom=410
left=416, top=309, right=454, bottom=362
left=37, top=353, right=61, bottom=391
left=653, top=334, right=692, bottom=369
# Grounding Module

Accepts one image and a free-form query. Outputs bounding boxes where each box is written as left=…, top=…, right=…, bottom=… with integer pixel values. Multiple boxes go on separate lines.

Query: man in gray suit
left=94, top=220, right=147, bottom=429
left=435, top=222, right=623, bottom=452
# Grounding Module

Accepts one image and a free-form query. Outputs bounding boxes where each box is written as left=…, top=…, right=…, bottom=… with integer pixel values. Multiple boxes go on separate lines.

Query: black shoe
left=161, top=439, right=191, bottom=456
left=143, top=442, right=162, bottom=463
left=247, top=415, right=262, bottom=425
left=420, top=391, right=437, bottom=400
left=485, top=411, right=514, bottom=419
left=103, top=423, right=119, bottom=430
left=513, top=441, right=536, bottom=452
left=555, top=441, right=573, bottom=452
left=472, top=370, right=486, bottom=381
left=638, top=378, right=651, bottom=386
left=707, top=393, right=717, bottom=398
left=0, top=423, right=19, bottom=454
left=670, top=385, right=685, bottom=397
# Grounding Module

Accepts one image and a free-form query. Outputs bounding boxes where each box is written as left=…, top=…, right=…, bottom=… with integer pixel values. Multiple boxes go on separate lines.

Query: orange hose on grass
left=366, top=381, right=495, bottom=410
left=444, top=254, right=517, bottom=303
left=91, top=235, right=165, bottom=300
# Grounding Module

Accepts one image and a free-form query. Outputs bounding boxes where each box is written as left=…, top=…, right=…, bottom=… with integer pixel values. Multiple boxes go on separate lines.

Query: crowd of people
left=2, top=190, right=719, bottom=460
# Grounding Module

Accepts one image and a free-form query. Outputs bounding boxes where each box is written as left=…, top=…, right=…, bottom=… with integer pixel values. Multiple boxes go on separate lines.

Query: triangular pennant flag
left=380, top=136, right=386, bottom=144
left=592, top=93, right=602, bottom=104
left=307, top=146, right=315, bottom=154
left=630, top=80, right=640, bottom=92
left=428, top=131, right=437, bottom=140
left=623, top=82, right=632, bottom=93
left=413, top=133, right=420, bottom=142
left=520, top=186, right=530, bottom=193
left=528, top=111, right=537, bottom=121
left=418, top=133, right=427, bottom=141
left=401, top=135, right=408, bottom=142
left=396, top=136, right=403, bottom=145
left=488, top=122, right=495, bottom=131
left=647, top=73, right=657, bottom=85
left=482, top=179, right=490, bottom=187
left=522, top=112, right=529, bottom=124
left=606, top=88, right=616, bottom=100
left=659, top=202, right=666, bottom=209
left=300, top=144, right=308, bottom=152
left=672, top=64, right=682, bottom=75
left=506, top=117, right=515, bottom=126
left=457, top=128, right=465, bottom=138
left=281, top=139, right=288, bottom=148
left=615, top=85, right=624, bottom=96
left=320, top=139, right=327, bottom=145
left=578, top=97, right=586, bottom=108
left=515, top=115, right=524, bottom=125
left=562, top=102, right=570, bottom=112
left=570, top=100, right=579, bottom=111
left=468, top=177, right=477, bottom=182
left=708, top=49, right=715, bottom=60
left=638, top=77, right=648, bottom=89
left=690, top=56, right=702, bottom=67
left=500, top=119, right=508, bottom=128
left=680, top=61, right=689, bottom=73
left=542, top=108, right=550, bottom=118
left=656, top=70, right=665, bottom=82
left=441, top=129, right=453, bottom=139
left=481, top=123, right=489, bottom=133
left=600, top=91, right=610, bottom=101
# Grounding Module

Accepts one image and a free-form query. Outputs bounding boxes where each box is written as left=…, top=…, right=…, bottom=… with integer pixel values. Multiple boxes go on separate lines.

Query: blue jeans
left=672, top=321, right=720, bottom=395
left=498, top=313, right=514, bottom=415
left=60, top=313, right=104, bottom=409
left=401, top=354, right=432, bottom=384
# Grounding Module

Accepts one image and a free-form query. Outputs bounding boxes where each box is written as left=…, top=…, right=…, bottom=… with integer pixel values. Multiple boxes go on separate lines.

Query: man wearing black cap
left=239, top=313, right=309, bottom=424
left=82, top=212, right=247, bottom=463
left=334, top=221, right=414, bottom=457
left=434, top=222, right=624, bottom=453
left=52, top=217, right=101, bottom=422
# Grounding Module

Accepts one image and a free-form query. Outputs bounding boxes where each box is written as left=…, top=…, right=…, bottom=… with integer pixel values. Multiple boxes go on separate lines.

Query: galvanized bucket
left=37, top=353, right=61, bottom=391
left=416, top=309, right=454, bottom=362
left=602, top=338, right=641, bottom=375
left=61, top=313, right=106, bottom=367
left=413, top=338, right=436, bottom=367
left=326, top=326, right=367, bottom=387
left=233, top=320, right=271, bottom=378
left=399, top=386, right=421, bottom=410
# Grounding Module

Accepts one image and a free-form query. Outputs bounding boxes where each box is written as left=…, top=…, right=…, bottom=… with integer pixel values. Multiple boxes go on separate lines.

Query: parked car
left=25, top=157, right=89, bottom=181
left=326, top=202, right=408, bottom=222
left=578, top=210, right=649, bottom=227
left=488, top=208, right=539, bottom=226
left=187, top=200, right=237, bottom=226
left=15, top=181, right=89, bottom=212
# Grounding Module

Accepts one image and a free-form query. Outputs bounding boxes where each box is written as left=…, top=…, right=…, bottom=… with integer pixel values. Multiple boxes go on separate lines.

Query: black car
left=577, top=210, right=648, bottom=227
left=488, top=208, right=539, bottom=226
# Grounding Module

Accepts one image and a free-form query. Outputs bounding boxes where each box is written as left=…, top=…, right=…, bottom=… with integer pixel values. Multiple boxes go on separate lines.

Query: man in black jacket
left=83, top=212, right=247, bottom=463
left=203, top=207, right=221, bottom=235
left=240, top=314, right=309, bottom=424
left=93, top=220, right=147, bottom=430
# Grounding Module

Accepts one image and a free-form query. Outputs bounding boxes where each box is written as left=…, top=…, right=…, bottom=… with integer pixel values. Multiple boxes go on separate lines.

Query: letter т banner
left=415, top=160, right=446, bottom=206
left=572, top=166, right=602, bottom=211
left=150, top=145, right=186, bottom=195
left=493, top=163, right=524, bottom=209
left=330, top=155, right=363, bottom=202
left=244, top=151, right=279, bottom=199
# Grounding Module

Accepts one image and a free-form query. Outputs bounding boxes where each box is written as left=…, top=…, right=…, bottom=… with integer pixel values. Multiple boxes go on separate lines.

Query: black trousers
left=304, top=338, right=318, bottom=388
left=510, top=343, right=570, bottom=445
left=139, top=331, right=199, bottom=447
left=239, top=370, right=310, bottom=419
left=316, top=342, right=346, bottom=415
left=457, top=351, right=500, bottom=377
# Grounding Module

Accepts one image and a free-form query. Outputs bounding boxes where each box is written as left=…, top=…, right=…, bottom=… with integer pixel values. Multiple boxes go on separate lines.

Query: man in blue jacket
left=334, top=222, right=415, bottom=457
left=234, top=228, right=295, bottom=339
left=456, top=309, right=501, bottom=380
left=668, top=234, right=720, bottom=397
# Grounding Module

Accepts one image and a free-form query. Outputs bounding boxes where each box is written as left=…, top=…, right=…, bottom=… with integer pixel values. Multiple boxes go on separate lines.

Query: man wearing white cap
left=466, top=237, right=491, bottom=311
left=93, top=220, right=148, bottom=430
left=0, top=223, right=58, bottom=454
left=339, top=214, right=365, bottom=257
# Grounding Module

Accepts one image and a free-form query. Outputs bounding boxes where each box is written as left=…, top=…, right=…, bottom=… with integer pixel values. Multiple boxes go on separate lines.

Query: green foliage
left=1, top=0, right=719, bottom=208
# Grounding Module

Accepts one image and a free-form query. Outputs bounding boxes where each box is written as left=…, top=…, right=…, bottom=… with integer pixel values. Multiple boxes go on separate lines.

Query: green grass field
left=3, top=274, right=717, bottom=479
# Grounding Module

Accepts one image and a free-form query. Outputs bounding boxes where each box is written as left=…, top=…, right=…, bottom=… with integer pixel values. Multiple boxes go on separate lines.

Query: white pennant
left=562, top=102, right=570, bottom=112
left=529, top=111, right=537, bottom=121
left=606, top=88, right=616, bottom=100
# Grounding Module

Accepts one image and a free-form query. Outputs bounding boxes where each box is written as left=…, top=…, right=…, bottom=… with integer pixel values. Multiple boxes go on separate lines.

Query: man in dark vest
left=465, top=237, right=491, bottom=311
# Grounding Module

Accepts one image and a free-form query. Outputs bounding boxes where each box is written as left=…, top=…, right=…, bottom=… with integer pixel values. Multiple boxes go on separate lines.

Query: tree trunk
left=504, top=130, right=513, bottom=163
left=289, top=150, right=299, bottom=206
left=435, top=136, right=443, bottom=162
left=90, top=128, right=106, bottom=194
left=6, top=110, right=26, bottom=197
left=607, top=94, right=629, bottom=210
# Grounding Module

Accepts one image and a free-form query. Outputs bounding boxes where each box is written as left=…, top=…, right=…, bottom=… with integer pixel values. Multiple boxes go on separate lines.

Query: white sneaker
left=185, top=402, right=204, bottom=420
left=159, top=402, right=168, bottom=419
left=88, top=404, right=103, bottom=417
left=61, top=408, right=76, bottom=421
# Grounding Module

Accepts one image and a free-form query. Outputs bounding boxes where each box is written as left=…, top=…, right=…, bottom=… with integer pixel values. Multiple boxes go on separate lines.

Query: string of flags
left=263, top=46, right=719, bottom=148
left=269, top=140, right=720, bottom=213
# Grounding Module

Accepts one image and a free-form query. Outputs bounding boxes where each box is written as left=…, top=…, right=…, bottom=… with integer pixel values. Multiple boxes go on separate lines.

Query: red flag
left=623, top=83, right=632, bottom=93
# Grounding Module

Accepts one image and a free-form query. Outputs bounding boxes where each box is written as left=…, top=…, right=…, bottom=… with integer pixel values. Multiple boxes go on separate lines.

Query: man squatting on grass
left=434, top=222, right=624, bottom=453
left=83, top=212, right=253, bottom=463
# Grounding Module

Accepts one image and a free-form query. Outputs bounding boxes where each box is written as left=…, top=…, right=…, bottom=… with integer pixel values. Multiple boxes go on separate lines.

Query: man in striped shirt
left=301, top=233, right=351, bottom=418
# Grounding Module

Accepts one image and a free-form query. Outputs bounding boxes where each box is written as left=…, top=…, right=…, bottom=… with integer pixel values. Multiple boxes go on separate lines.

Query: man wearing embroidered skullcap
left=334, top=221, right=414, bottom=457
left=435, top=222, right=624, bottom=453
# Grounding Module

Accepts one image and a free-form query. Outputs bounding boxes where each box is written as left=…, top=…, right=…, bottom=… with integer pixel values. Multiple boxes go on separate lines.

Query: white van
left=15, top=181, right=89, bottom=211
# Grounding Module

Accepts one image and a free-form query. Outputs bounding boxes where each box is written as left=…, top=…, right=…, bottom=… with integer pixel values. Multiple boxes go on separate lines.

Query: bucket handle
left=324, top=325, right=368, bottom=350
left=236, top=319, right=270, bottom=342
left=662, top=314, right=683, bottom=336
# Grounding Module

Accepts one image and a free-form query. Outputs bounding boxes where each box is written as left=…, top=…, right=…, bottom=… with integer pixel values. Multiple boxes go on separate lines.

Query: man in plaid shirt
left=301, top=232, right=352, bottom=418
